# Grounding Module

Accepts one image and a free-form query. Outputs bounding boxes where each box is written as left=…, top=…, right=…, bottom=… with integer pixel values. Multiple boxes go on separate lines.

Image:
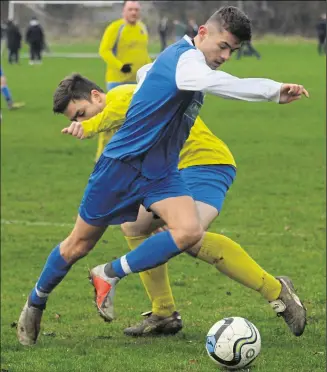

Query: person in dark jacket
left=187, top=18, right=198, bottom=38
left=1, top=22, right=6, bottom=40
left=236, top=40, right=261, bottom=60
left=1, top=22, right=6, bottom=55
left=25, top=17, right=45, bottom=65
left=316, top=13, right=326, bottom=55
left=158, top=16, right=169, bottom=52
left=6, top=20, right=22, bottom=64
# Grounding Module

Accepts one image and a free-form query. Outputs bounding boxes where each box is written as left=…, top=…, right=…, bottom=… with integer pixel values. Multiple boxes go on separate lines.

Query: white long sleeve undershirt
left=136, top=35, right=282, bottom=103
left=175, top=38, right=282, bottom=103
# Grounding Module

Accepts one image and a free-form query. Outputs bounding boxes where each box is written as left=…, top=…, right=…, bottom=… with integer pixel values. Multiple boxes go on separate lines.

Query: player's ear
left=197, top=25, right=209, bottom=40
left=90, top=89, right=103, bottom=103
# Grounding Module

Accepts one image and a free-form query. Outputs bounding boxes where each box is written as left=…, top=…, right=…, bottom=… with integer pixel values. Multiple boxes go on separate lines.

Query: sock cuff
left=165, top=230, right=180, bottom=254
left=124, top=235, right=151, bottom=251
left=54, top=245, right=71, bottom=269
left=202, top=232, right=232, bottom=248
left=197, top=232, right=226, bottom=265
left=200, top=231, right=217, bottom=251
left=124, top=235, right=151, bottom=242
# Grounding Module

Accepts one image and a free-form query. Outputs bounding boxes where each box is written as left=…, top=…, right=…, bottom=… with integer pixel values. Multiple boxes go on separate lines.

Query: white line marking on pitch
left=1, top=219, right=307, bottom=237
left=1, top=219, right=74, bottom=228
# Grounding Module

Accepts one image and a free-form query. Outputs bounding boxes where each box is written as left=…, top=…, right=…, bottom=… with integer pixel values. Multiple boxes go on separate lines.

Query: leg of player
left=121, top=207, right=182, bottom=336
left=122, top=165, right=306, bottom=337
left=122, top=199, right=306, bottom=338
left=89, top=194, right=204, bottom=323
left=186, top=203, right=306, bottom=337
left=1, top=75, right=25, bottom=110
left=119, top=203, right=219, bottom=337
left=17, top=216, right=107, bottom=346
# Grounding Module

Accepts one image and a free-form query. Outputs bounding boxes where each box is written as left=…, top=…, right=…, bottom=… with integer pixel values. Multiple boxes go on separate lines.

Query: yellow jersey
left=82, top=85, right=236, bottom=169
left=99, top=19, right=152, bottom=84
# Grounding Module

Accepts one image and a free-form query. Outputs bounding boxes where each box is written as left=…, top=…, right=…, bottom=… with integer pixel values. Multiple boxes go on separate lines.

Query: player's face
left=123, top=1, right=140, bottom=24
left=196, top=25, right=241, bottom=70
left=64, top=90, right=106, bottom=122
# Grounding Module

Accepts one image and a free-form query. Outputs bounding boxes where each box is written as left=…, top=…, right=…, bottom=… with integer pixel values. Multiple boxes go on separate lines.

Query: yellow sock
left=95, top=132, right=111, bottom=162
left=124, top=235, right=176, bottom=317
left=197, top=232, right=282, bottom=302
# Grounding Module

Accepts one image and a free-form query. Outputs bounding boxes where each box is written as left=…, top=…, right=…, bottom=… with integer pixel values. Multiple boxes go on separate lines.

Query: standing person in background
left=173, top=20, right=187, bottom=42
left=316, top=13, right=326, bottom=55
left=1, top=22, right=7, bottom=56
left=1, top=21, right=6, bottom=43
left=97, top=0, right=151, bottom=162
left=236, top=40, right=261, bottom=60
left=25, top=17, right=45, bottom=65
left=158, top=16, right=169, bottom=52
left=187, top=18, right=198, bottom=38
left=6, top=20, right=22, bottom=64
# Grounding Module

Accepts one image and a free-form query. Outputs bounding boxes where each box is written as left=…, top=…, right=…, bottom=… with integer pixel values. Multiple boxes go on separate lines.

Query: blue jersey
left=0, top=67, right=3, bottom=77
left=103, top=38, right=204, bottom=179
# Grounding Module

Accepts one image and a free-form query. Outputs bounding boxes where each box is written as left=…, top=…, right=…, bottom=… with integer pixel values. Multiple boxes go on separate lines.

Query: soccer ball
left=205, top=317, right=261, bottom=370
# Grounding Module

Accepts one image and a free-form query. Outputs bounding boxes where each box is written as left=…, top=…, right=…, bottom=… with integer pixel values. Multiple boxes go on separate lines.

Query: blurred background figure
left=6, top=20, right=22, bottom=64
left=1, top=21, right=6, bottom=56
left=1, top=21, right=6, bottom=41
left=173, top=19, right=187, bottom=42
left=0, top=67, right=25, bottom=111
left=187, top=18, right=198, bottom=38
left=158, top=15, right=169, bottom=51
left=25, top=17, right=45, bottom=65
left=236, top=40, right=261, bottom=60
left=97, top=0, right=151, bottom=162
left=316, top=13, right=326, bottom=55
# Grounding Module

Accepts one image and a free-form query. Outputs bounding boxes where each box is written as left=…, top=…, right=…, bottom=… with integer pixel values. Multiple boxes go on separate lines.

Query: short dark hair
left=53, top=73, right=104, bottom=114
left=206, top=6, right=252, bottom=42
left=123, top=0, right=139, bottom=7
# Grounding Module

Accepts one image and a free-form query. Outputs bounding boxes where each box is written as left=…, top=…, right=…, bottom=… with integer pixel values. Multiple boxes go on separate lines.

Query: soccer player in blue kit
left=0, top=67, right=25, bottom=113
left=18, top=6, right=309, bottom=346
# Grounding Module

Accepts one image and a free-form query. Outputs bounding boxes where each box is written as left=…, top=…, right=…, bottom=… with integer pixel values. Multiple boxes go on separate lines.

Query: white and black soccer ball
left=205, top=317, right=261, bottom=370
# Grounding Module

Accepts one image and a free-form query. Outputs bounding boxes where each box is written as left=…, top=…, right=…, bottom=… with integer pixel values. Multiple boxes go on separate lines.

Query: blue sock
left=110, top=231, right=181, bottom=278
left=1, top=86, right=13, bottom=106
left=30, top=245, right=72, bottom=307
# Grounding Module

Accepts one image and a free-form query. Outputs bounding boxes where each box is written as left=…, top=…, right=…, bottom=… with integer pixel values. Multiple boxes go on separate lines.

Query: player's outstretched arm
left=175, top=49, right=309, bottom=104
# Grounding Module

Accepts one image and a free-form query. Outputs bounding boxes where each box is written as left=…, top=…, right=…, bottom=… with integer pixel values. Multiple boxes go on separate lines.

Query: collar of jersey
left=183, top=35, right=194, bottom=46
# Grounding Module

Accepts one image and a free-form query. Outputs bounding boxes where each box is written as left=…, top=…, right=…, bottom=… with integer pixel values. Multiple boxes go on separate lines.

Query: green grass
left=1, top=42, right=326, bottom=372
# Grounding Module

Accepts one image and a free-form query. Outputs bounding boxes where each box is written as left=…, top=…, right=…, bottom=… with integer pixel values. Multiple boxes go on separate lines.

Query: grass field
left=1, top=41, right=326, bottom=372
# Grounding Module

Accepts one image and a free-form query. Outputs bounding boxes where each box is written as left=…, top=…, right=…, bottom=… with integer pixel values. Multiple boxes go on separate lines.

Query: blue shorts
left=79, top=155, right=192, bottom=226
left=106, top=82, right=135, bottom=91
left=180, top=165, right=236, bottom=213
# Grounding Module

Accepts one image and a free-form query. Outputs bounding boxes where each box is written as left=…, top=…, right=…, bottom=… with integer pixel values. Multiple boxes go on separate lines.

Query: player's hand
left=121, top=63, right=132, bottom=73
left=279, top=84, right=309, bottom=104
left=61, top=121, right=85, bottom=139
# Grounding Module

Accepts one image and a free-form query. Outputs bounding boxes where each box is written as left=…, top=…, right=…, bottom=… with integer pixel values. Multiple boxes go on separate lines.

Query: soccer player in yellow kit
left=60, top=74, right=305, bottom=338
left=97, top=0, right=151, bottom=161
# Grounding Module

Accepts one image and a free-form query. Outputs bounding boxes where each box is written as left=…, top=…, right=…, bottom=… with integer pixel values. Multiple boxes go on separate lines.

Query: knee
left=121, top=221, right=155, bottom=237
left=60, top=234, right=95, bottom=264
left=172, top=223, right=204, bottom=250
left=121, top=222, right=141, bottom=237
